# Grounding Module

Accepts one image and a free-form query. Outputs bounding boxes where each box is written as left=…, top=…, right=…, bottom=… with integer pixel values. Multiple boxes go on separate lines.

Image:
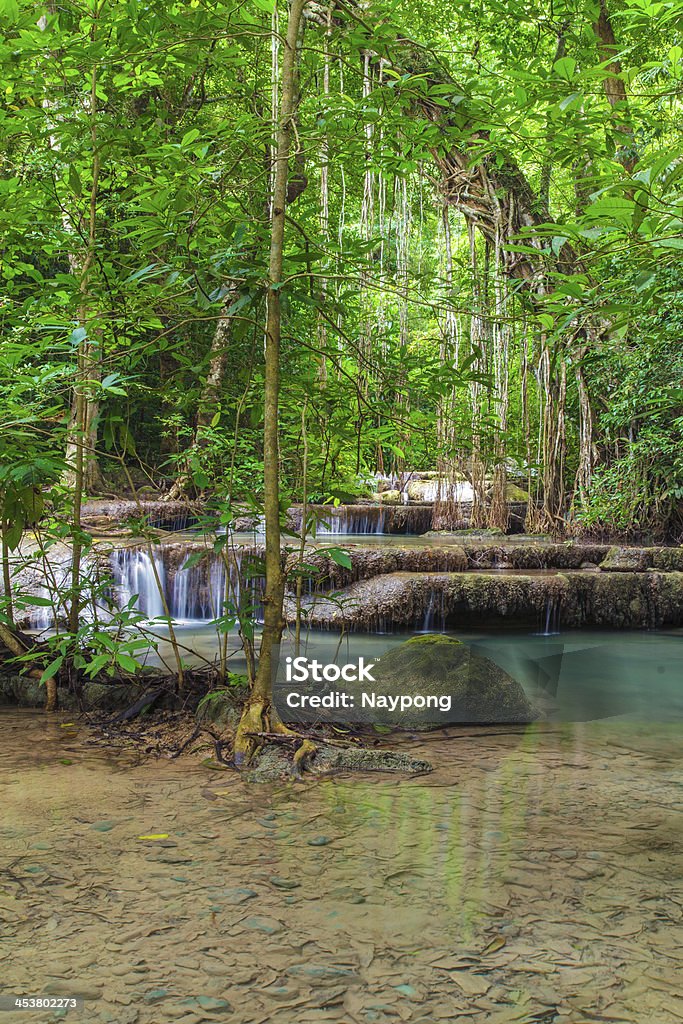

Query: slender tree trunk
left=165, top=294, right=237, bottom=500
left=233, top=0, right=308, bottom=764
left=68, top=57, right=100, bottom=650
left=39, top=5, right=104, bottom=496
left=594, top=0, right=637, bottom=172
left=1, top=522, right=14, bottom=627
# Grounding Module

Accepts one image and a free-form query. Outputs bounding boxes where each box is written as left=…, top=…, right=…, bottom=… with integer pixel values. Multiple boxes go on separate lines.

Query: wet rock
left=289, top=544, right=468, bottom=591
left=288, top=567, right=683, bottom=631
left=650, top=547, right=683, bottom=571
left=601, top=547, right=652, bottom=572
left=287, top=570, right=569, bottom=631
left=462, top=541, right=610, bottom=570
left=81, top=499, right=200, bottom=532
left=425, top=527, right=505, bottom=538
left=244, top=743, right=431, bottom=783
left=269, top=877, right=300, bottom=890
left=374, top=490, right=402, bottom=504
left=369, top=634, right=536, bottom=727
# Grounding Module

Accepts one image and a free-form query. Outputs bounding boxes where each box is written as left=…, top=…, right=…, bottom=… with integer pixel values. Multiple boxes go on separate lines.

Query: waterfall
left=27, top=588, right=58, bottom=631
left=539, top=596, right=561, bottom=636
left=112, top=548, right=166, bottom=618
left=419, top=479, right=476, bottom=503
left=420, top=588, right=446, bottom=633
left=171, top=555, right=229, bottom=621
left=315, top=507, right=387, bottom=535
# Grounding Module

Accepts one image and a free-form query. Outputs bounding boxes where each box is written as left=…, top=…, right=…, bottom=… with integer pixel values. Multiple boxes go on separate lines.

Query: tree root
left=291, top=739, right=317, bottom=779
left=44, top=676, right=58, bottom=713
left=233, top=697, right=318, bottom=775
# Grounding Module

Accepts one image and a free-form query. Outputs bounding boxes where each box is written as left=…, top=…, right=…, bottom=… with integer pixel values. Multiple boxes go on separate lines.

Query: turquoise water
left=147, top=623, right=683, bottom=724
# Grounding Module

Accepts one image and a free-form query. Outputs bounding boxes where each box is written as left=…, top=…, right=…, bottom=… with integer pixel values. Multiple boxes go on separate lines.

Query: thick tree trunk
left=233, top=0, right=308, bottom=765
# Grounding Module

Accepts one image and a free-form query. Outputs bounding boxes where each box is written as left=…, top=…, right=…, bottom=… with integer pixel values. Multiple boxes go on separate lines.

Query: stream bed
left=1, top=709, right=682, bottom=1023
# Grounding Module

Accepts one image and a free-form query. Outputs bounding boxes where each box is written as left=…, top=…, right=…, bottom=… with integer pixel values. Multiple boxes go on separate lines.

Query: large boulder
left=368, top=634, right=536, bottom=728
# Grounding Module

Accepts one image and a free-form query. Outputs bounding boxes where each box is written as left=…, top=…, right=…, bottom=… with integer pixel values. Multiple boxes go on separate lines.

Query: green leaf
left=326, top=547, right=352, bottom=569
left=0, top=0, right=20, bottom=22
left=116, top=654, right=139, bottom=673
left=553, top=56, right=577, bottom=80
left=40, top=657, right=64, bottom=684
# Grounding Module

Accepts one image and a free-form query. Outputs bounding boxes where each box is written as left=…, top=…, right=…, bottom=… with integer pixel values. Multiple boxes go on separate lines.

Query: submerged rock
left=244, top=743, right=432, bottom=782
left=369, top=634, right=536, bottom=727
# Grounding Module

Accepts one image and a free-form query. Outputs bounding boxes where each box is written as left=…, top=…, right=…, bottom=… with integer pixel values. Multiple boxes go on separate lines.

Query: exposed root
left=233, top=697, right=269, bottom=766
left=233, top=695, right=319, bottom=776
left=44, top=676, right=58, bottom=713
left=291, top=738, right=317, bottom=779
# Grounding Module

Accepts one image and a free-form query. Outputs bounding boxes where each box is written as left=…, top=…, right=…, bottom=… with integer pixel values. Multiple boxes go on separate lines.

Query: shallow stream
left=1, top=709, right=682, bottom=1023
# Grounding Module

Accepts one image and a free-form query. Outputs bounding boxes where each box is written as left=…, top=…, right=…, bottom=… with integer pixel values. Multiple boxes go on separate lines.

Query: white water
left=112, top=548, right=166, bottom=618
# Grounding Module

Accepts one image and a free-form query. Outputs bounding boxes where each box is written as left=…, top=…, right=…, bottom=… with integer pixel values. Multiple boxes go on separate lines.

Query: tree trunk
left=68, top=56, right=100, bottom=651
left=164, top=294, right=237, bottom=501
left=233, top=0, right=308, bottom=765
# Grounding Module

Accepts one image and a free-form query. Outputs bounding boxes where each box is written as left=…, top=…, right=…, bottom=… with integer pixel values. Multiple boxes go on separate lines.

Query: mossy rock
left=651, top=547, right=683, bottom=571
left=375, top=490, right=402, bottom=504
left=369, top=634, right=536, bottom=728
left=244, top=744, right=432, bottom=782
left=424, top=527, right=505, bottom=538
left=196, top=689, right=243, bottom=733
left=504, top=483, right=531, bottom=501
left=601, top=546, right=652, bottom=572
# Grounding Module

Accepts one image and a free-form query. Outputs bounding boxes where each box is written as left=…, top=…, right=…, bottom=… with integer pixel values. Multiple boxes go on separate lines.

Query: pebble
left=307, top=836, right=331, bottom=846
left=143, top=989, right=169, bottom=1004
left=243, top=915, right=283, bottom=934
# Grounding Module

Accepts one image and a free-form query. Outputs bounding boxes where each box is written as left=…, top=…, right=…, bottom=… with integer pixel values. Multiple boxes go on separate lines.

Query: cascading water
left=172, top=556, right=228, bottom=621
left=112, top=548, right=166, bottom=618
left=110, top=544, right=265, bottom=624
left=419, top=480, right=475, bottom=503
left=315, top=507, right=387, bottom=535
left=539, top=596, right=562, bottom=636
left=420, top=587, right=447, bottom=632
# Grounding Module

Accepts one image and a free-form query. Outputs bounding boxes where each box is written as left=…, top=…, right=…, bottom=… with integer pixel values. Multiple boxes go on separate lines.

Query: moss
left=601, top=546, right=652, bottom=572
left=650, top=547, right=683, bottom=571
left=505, top=483, right=531, bottom=501
left=196, top=690, right=242, bottom=733
left=369, top=634, right=536, bottom=727
left=244, top=742, right=432, bottom=782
